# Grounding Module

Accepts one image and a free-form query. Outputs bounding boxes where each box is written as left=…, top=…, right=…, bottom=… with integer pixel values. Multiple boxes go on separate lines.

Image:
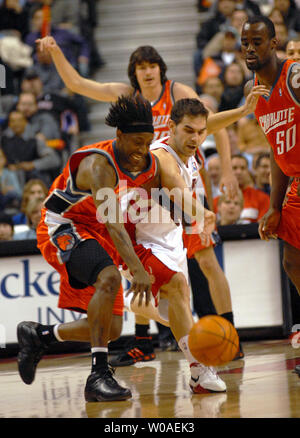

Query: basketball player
left=17, top=95, right=156, bottom=402
left=17, top=94, right=224, bottom=398
left=37, top=36, right=268, bottom=363
left=120, top=98, right=228, bottom=393
left=240, top=15, right=300, bottom=377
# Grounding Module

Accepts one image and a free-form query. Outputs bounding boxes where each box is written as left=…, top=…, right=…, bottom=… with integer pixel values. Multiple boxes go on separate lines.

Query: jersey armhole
left=286, top=62, right=300, bottom=107
left=170, top=80, right=176, bottom=105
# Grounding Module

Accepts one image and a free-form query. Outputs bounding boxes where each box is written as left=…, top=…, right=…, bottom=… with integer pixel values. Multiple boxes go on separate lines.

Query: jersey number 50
left=276, top=124, right=296, bottom=155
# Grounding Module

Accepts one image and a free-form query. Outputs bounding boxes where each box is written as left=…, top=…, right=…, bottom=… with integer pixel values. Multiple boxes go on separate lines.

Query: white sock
left=53, top=324, right=64, bottom=342
left=91, top=347, right=108, bottom=353
left=178, top=335, right=198, bottom=365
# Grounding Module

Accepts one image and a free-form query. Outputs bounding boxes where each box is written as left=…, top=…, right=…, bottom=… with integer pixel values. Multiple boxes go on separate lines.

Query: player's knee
left=95, top=266, right=121, bottom=297
left=168, top=273, right=190, bottom=303
left=197, top=252, right=217, bottom=274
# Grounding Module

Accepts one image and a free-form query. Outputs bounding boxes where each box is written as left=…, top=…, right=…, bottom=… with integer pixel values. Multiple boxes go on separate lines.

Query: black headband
left=119, top=124, right=154, bottom=134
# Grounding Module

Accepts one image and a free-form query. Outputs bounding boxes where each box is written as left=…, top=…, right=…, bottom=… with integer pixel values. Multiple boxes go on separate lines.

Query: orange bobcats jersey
left=39, top=139, right=158, bottom=256
left=37, top=139, right=159, bottom=313
left=254, top=60, right=300, bottom=177
left=135, top=80, right=175, bottom=142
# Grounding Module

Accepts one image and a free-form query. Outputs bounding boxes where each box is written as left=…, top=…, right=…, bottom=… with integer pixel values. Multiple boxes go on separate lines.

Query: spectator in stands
left=0, top=0, right=29, bottom=39
left=0, top=212, right=14, bottom=240
left=214, top=154, right=270, bottom=223
left=286, top=37, right=300, bottom=61
left=219, top=62, right=245, bottom=111
left=0, top=148, right=22, bottom=213
left=231, top=0, right=261, bottom=16
left=14, top=197, right=43, bottom=240
left=26, top=45, right=65, bottom=93
left=227, top=123, right=241, bottom=155
left=237, top=116, right=270, bottom=156
left=46, top=0, right=81, bottom=35
left=196, top=0, right=237, bottom=51
left=274, top=22, right=290, bottom=51
left=253, top=152, right=271, bottom=196
left=79, top=0, right=106, bottom=74
left=1, top=110, right=61, bottom=186
left=16, top=91, right=62, bottom=148
left=217, top=190, right=244, bottom=225
left=0, top=27, right=33, bottom=95
left=194, top=0, right=237, bottom=78
left=201, top=77, right=224, bottom=108
left=25, top=5, right=90, bottom=78
left=272, top=0, right=300, bottom=33
left=21, top=69, right=90, bottom=138
left=207, top=154, right=222, bottom=199
left=202, top=9, right=249, bottom=59
left=13, top=177, right=48, bottom=225
left=197, top=30, right=239, bottom=90
left=268, top=6, right=286, bottom=25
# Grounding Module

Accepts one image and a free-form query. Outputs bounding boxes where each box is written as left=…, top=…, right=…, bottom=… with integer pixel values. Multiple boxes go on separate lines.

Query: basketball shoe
left=189, top=362, right=227, bottom=393
left=17, top=321, right=47, bottom=384
left=294, top=365, right=300, bottom=378
left=84, top=367, right=132, bottom=402
left=109, top=337, right=155, bottom=367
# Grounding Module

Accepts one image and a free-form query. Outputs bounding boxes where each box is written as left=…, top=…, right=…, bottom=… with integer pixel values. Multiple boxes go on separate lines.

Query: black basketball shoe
left=294, top=365, right=300, bottom=378
left=17, top=321, right=47, bottom=384
left=84, top=367, right=132, bottom=402
left=109, top=337, right=155, bottom=367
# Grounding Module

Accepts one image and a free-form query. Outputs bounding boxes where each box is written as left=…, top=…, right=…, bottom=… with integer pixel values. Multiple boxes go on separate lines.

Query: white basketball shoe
left=189, top=362, right=227, bottom=393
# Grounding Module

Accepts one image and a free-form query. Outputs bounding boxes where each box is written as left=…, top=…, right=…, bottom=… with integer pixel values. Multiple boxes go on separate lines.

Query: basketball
left=188, top=315, right=239, bottom=366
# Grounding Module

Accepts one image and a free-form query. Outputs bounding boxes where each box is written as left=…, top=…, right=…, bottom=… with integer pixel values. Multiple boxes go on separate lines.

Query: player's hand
left=197, top=209, right=216, bottom=247
left=127, top=269, right=152, bottom=307
left=258, top=208, right=281, bottom=241
left=219, top=172, right=239, bottom=200
left=203, top=208, right=216, bottom=236
left=243, top=85, right=270, bottom=114
left=36, top=36, right=58, bottom=53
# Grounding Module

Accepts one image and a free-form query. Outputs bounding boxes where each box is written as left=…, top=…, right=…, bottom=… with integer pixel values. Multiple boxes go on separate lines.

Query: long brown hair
left=20, top=179, right=48, bottom=213
left=127, top=46, right=168, bottom=91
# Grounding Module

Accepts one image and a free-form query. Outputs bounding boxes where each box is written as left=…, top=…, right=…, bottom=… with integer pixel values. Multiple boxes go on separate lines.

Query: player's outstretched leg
left=162, top=272, right=227, bottom=393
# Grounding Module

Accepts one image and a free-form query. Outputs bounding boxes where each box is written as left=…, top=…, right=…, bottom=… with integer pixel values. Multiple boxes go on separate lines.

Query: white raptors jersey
left=134, top=137, right=202, bottom=278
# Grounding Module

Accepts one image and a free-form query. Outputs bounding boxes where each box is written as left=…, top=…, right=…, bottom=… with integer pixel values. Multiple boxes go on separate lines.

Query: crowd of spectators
left=0, top=0, right=104, bottom=240
left=195, top=0, right=300, bottom=227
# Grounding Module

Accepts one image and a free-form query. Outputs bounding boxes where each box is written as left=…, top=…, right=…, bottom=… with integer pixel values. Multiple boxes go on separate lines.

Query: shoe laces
left=191, top=363, right=218, bottom=378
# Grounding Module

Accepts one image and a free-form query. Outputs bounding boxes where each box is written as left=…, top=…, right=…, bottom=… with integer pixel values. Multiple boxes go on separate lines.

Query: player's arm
left=258, top=148, right=290, bottom=241
left=199, top=167, right=213, bottom=211
left=152, top=148, right=215, bottom=236
left=205, top=83, right=270, bottom=134
left=37, top=36, right=133, bottom=102
left=208, top=109, right=239, bottom=198
left=76, top=154, right=151, bottom=302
